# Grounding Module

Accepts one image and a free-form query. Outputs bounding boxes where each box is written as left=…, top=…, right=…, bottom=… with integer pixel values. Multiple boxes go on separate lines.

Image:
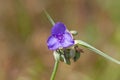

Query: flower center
left=53, top=33, right=64, bottom=43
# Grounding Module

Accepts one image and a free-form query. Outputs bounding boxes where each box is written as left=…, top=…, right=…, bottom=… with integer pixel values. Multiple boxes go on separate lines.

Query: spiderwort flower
left=47, top=22, right=74, bottom=50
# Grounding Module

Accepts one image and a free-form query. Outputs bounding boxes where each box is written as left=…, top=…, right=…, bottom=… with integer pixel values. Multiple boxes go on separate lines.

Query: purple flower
left=47, top=22, right=74, bottom=50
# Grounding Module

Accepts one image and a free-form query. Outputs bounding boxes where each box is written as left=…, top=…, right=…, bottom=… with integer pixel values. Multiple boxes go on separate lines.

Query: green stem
left=50, top=60, right=59, bottom=80
left=75, top=40, right=120, bottom=64
left=44, top=9, right=59, bottom=80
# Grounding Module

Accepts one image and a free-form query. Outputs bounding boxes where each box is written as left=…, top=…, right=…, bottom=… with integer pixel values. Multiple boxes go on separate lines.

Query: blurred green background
left=0, top=0, right=120, bottom=80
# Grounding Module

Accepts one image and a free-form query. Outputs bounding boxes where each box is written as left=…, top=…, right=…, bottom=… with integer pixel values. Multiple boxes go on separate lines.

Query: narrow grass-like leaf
left=75, top=40, right=120, bottom=64
left=43, top=9, right=55, bottom=26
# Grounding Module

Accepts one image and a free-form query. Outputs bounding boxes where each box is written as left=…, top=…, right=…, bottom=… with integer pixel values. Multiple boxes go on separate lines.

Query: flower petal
left=61, top=32, right=74, bottom=47
left=47, top=36, right=62, bottom=50
left=52, top=22, right=66, bottom=35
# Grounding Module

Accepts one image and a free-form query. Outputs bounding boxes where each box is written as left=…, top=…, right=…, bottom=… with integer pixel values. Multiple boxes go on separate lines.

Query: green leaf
left=75, top=40, right=120, bottom=64
left=43, top=9, right=55, bottom=26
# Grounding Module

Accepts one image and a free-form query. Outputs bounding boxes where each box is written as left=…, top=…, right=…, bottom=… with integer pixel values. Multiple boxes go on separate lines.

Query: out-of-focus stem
left=50, top=60, right=59, bottom=80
